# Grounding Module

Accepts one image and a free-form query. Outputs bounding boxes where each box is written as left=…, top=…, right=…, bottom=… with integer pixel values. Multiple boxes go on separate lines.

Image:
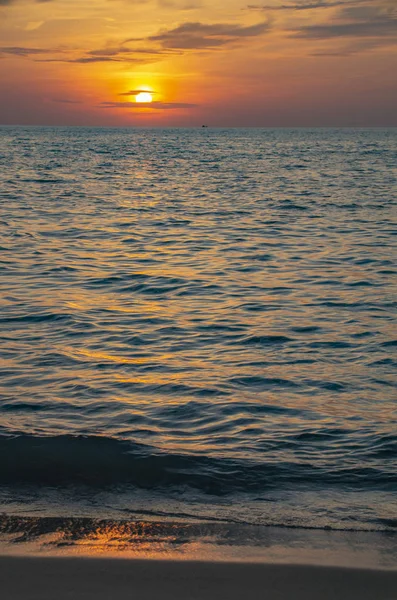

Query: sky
left=0, top=0, right=396, bottom=126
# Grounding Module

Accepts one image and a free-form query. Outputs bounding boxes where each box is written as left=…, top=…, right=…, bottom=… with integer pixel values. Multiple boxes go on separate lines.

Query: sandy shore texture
left=0, top=557, right=396, bottom=600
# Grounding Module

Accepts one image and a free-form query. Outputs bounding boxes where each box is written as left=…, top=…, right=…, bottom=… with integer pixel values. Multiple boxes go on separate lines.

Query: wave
left=1, top=434, right=395, bottom=493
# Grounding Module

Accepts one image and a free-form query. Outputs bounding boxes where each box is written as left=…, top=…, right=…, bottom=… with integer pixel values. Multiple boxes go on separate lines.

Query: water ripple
left=0, top=127, right=396, bottom=530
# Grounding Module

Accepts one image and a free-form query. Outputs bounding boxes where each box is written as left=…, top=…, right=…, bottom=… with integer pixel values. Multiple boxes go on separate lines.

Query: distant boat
left=202, top=125, right=208, bottom=128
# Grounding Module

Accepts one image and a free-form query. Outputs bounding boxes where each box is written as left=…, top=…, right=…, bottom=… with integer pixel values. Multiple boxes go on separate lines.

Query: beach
left=1, top=556, right=396, bottom=600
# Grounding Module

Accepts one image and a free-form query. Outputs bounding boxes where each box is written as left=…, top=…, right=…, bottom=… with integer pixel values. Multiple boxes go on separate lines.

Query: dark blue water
left=0, top=127, right=396, bottom=540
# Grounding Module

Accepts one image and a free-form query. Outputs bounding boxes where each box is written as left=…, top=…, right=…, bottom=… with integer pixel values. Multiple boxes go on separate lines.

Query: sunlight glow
left=135, top=92, right=153, bottom=103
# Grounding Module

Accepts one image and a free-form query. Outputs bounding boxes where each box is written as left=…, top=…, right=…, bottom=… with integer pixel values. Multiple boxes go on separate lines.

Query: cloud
left=245, top=1, right=396, bottom=54
left=120, top=0, right=203, bottom=7
left=0, top=46, right=50, bottom=56
left=65, top=44, right=172, bottom=65
left=290, top=8, right=397, bottom=39
left=246, top=0, right=389, bottom=11
left=0, top=0, right=53, bottom=5
left=293, top=19, right=396, bottom=38
left=339, top=3, right=396, bottom=21
left=68, top=56, right=126, bottom=63
left=34, top=46, right=165, bottom=65
left=247, top=1, right=356, bottom=11
left=100, top=101, right=197, bottom=110
left=119, top=89, right=158, bottom=96
left=39, top=55, right=159, bottom=64
left=88, top=47, right=164, bottom=57
left=278, top=0, right=397, bottom=58
left=127, top=20, right=272, bottom=49
left=243, top=0, right=393, bottom=44
left=0, top=41, right=167, bottom=65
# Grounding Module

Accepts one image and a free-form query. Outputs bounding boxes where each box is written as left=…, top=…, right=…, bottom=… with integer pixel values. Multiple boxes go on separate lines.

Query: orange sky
left=0, top=0, right=396, bottom=126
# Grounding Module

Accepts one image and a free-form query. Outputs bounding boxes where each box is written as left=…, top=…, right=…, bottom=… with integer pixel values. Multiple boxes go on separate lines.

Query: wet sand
left=1, top=556, right=396, bottom=600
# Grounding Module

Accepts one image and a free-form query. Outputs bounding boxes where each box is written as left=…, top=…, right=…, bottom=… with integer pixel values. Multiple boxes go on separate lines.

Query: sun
left=135, top=92, right=153, bottom=103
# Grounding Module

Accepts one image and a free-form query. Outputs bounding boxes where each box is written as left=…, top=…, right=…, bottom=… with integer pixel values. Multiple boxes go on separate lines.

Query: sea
left=0, top=126, right=396, bottom=565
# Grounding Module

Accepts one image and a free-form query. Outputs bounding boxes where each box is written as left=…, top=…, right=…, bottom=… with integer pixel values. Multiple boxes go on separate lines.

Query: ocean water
left=0, top=127, right=396, bottom=557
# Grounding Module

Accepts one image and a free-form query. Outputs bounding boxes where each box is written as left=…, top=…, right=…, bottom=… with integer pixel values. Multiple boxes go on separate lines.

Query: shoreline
left=1, top=513, right=396, bottom=572
left=1, top=556, right=396, bottom=600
